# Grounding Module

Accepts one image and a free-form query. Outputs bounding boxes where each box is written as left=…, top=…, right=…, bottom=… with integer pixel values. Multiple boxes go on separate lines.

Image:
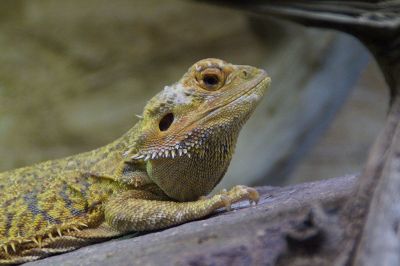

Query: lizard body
left=0, top=58, right=271, bottom=264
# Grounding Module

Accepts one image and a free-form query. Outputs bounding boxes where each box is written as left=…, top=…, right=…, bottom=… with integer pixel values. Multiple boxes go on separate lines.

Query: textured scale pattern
left=0, top=58, right=270, bottom=264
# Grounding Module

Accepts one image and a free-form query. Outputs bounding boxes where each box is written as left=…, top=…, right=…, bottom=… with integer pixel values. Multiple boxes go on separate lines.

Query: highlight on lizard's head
left=126, top=58, right=271, bottom=201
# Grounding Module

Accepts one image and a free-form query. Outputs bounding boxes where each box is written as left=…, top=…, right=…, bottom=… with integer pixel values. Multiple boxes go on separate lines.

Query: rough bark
left=352, top=100, right=400, bottom=265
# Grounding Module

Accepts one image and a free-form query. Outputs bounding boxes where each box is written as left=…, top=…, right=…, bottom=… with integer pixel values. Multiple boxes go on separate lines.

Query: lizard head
left=126, top=58, right=271, bottom=201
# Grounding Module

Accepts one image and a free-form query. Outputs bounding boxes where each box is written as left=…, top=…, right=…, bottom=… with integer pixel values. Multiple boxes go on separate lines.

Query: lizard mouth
left=129, top=71, right=270, bottom=162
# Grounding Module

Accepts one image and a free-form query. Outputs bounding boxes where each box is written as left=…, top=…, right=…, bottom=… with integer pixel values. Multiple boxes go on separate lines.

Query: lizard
left=0, top=58, right=271, bottom=264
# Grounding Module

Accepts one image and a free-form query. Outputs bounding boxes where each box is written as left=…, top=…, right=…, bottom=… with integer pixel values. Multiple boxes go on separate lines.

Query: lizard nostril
left=159, top=113, right=174, bottom=131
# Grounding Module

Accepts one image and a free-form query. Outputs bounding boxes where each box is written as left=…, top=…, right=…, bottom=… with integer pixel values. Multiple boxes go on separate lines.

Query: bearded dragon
left=0, top=58, right=271, bottom=264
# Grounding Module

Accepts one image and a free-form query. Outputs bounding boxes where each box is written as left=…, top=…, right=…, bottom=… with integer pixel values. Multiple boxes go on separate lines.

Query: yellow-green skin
left=0, top=58, right=270, bottom=264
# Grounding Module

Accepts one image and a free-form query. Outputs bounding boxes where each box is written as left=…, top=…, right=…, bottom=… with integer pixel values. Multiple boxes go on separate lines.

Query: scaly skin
left=0, top=58, right=271, bottom=264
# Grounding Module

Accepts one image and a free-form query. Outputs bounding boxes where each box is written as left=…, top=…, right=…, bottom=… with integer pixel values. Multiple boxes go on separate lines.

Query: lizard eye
left=196, top=68, right=225, bottom=91
left=203, top=74, right=219, bottom=87
left=159, top=113, right=174, bottom=131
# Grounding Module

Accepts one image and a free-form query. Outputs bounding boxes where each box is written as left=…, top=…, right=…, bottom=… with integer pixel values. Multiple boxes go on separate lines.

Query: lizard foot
left=214, top=185, right=259, bottom=211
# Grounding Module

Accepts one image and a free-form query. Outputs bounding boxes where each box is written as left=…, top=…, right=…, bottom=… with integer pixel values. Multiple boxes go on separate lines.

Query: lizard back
left=0, top=136, right=133, bottom=260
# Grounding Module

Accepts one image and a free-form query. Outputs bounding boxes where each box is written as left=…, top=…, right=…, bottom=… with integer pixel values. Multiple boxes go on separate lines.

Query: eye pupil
left=203, top=75, right=219, bottom=86
left=159, top=113, right=174, bottom=131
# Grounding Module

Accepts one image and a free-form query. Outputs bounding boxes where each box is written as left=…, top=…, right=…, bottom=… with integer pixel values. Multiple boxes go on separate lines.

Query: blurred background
left=0, top=0, right=388, bottom=189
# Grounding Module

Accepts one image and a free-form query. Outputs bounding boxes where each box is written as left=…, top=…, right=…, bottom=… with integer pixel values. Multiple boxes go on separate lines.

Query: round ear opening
left=159, top=113, right=174, bottom=131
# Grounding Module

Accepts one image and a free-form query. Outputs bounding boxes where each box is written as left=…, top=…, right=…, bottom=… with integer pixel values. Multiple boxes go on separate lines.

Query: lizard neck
left=146, top=124, right=240, bottom=201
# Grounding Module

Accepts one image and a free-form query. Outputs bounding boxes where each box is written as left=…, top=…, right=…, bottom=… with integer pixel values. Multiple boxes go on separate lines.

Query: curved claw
left=246, top=187, right=260, bottom=205
left=216, top=185, right=260, bottom=211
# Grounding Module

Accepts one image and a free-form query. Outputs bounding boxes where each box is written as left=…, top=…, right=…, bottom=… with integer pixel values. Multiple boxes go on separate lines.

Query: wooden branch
left=209, top=1, right=400, bottom=32
left=26, top=175, right=357, bottom=266
left=352, top=99, right=400, bottom=265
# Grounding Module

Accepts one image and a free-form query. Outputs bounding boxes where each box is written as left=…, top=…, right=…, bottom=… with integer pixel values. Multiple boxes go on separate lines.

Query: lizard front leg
left=104, top=185, right=259, bottom=232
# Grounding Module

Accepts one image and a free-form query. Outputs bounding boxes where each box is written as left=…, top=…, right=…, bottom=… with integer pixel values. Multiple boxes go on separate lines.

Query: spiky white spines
left=122, top=125, right=228, bottom=162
